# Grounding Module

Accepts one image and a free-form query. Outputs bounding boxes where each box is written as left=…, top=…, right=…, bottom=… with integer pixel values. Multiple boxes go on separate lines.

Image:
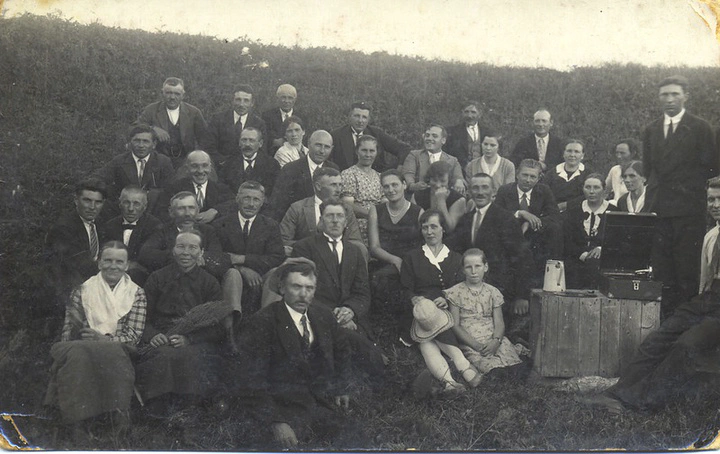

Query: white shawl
left=80, top=273, right=139, bottom=335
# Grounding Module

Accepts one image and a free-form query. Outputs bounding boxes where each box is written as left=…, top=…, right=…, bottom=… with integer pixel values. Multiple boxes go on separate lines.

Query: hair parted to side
left=462, top=247, right=487, bottom=265
left=99, top=241, right=129, bottom=259
left=620, top=160, right=644, bottom=178
left=237, top=180, right=266, bottom=195
left=175, top=228, right=204, bottom=248
left=419, top=208, right=448, bottom=232
left=279, top=261, right=317, bottom=283
left=75, top=178, right=108, bottom=199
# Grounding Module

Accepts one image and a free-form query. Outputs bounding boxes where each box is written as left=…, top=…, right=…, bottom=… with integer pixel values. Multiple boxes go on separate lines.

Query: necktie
left=520, top=192, right=529, bottom=211
left=470, top=125, right=477, bottom=142
left=300, top=314, right=311, bottom=355
left=244, top=159, right=254, bottom=171
left=707, top=234, right=720, bottom=291
left=243, top=219, right=250, bottom=240
left=330, top=239, right=340, bottom=266
left=537, top=137, right=545, bottom=160
left=282, top=112, right=288, bottom=122
left=138, top=158, right=146, bottom=182
left=88, top=221, right=99, bottom=260
left=666, top=120, right=674, bottom=139
left=121, top=224, right=136, bottom=230
left=196, top=184, right=204, bottom=209
left=471, top=210, right=483, bottom=244
left=353, top=132, right=361, bottom=145
left=589, top=212, right=597, bottom=237
left=234, top=118, right=243, bottom=138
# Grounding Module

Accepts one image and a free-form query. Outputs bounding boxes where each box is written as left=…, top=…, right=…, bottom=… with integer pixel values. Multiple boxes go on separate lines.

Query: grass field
left=1, top=13, right=720, bottom=451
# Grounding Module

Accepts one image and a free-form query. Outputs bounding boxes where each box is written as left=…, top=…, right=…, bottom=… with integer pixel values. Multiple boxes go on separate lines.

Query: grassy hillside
left=1, top=13, right=720, bottom=451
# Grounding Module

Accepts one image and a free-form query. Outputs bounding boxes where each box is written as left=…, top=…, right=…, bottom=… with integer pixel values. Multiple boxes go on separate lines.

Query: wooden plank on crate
left=599, top=297, right=620, bottom=377
left=640, top=301, right=661, bottom=342
left=540, top=294, right=560, bottom=377
left=556, top=295, right=580, bottom=377
left=578, top=296, right=601, bottom=376
left=619, top=299, right=642, bottom=374
left=530, top=290, right=544, bottom=374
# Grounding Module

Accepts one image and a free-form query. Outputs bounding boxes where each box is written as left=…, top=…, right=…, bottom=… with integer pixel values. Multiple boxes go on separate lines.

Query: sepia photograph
left=1, top=0, right=720, bottom=450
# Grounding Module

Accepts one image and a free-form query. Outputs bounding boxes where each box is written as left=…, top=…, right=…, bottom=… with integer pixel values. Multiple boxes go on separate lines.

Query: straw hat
left=411, top=298, right=454, bottom=342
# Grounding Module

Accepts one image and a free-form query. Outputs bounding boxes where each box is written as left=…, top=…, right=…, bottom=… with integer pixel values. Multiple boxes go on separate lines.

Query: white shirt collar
left=626, top=188, right=646, bottom=213
left=122, top=218, right=138, bottom=226
left=581, top=199, right=610, bottom=236
left=556, top=162, right=585, bottom=181
left=476, top=202, right=491, bottom=217
left=238, top=212, right=257, bottom=227
left=284, top=303, right=314, bottom=343
left=194, top=180, right=208, bottom=194
left=427, top=150, right=442, bottom=163
left=664, top=109, right=686, bottom=125
left=166, top=107, right=180, bottom=125
left=422, top=244, right=450, bottom=271
left=281, top=108, right=293, bottom=118
left=534, top=133, right=549, bottom=141
left=517, top=186, right=533, bottom=200
left=234, top=111, right=248, bottom=125
left=132, top=153, right=149, bottom=164
left=307, top=155, right=322, bottom=174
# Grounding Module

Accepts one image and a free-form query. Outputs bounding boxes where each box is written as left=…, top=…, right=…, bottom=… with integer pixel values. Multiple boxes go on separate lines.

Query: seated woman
left=274, top=115, right=308, bottom=167
left=464, top=131, right=515, bottom=190
left=446, top=249, right=521, bottom=376
left=546, top=139, right=592, bottom=212
left=340, top=135, right=385, bottom=245
left=411, top=160, right=466, bottom=232
left=368, top=170, right=424, bottom=309
left=44, top=241, right=146, bottom=439
left=605, top=138, right=640, bottom=206
left=616, top=160, right=648, bottom=213
left=563, top=173, right=618, bottom=288
left=135, top=230, right=232, bottom=415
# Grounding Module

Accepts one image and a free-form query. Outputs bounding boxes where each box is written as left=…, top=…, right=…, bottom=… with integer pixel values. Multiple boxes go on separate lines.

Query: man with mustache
left=403, top=124, right=465, bottom=195
left=219, top=127, right=280, bottom=198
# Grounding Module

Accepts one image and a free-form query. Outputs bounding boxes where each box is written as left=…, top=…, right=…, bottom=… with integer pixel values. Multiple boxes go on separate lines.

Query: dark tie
left=471, top=210, right=483, bottom=244
left=121, top=224, right=136, bottom=230
left=244, top=159, right=254, bottom=171
left=709, top=236, right=720, bottom=290
left=138, top=158, right=146, bottom=183
left=330, top=239, right=340, bottom=266
left=300, top=314, right=311, bottom=356
left=589, top=212, right=597, bottom=237
left=88, top=221, right=99, bottom=260
left=667, top=120, right=674, bottom=137
left=243, top=219, right=250, bottom=240
left=196, top=184, right=204, bottom=209
left=353, top=132, right=361, bottom=145
left=520, top=193, right=529, bottom=211
left=234, top=118, right=243, bottom=138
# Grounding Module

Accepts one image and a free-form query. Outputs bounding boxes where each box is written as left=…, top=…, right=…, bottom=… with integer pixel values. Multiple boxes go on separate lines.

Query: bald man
left=155, top=150, right=234, bottom=223
left=269, top=130, right=339, bottom=220
left=262, top=84, right=308, bottom=155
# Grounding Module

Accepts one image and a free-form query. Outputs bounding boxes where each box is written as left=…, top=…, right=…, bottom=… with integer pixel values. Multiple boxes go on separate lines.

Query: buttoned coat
left=509, top=133, right=565, bottom=170
left=269, top=158, right=339, bottom=221
left=206, top=109, right=268, bottom=166
left=99, top=213, right=163, bottom=260
left=136, top=101, right=209, bottom=159
left=212, top=213, right=285, bottom=276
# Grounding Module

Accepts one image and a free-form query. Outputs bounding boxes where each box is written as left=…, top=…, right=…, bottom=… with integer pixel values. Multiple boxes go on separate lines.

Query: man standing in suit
left=509, top=109, right=565, bottom=172
left=207, top=84, right=268, bottom=168
left=403, top=124, right=465, bottom=195
left=330, top=101, right=410, bottom=172
left=219, top=127, right=280, bottom=197
left=493, top=159, right=562, bottom=284
left=261, top=84, right=306, bottom=155
left=232, top=261, right=359, bottom=449
left=213, top=181, right=285, bottom=314
left=269, top=130, right=338, bottom=220
left=46, top=178, right=107, bottom=305
left=136, top=77, right=209, bottom=167
left=643, top=75, right=718, bottom=315
left=156, top=150, right=234, bottom=224
left=280, top=167, right=364, bottom=258
left=95, top=124, right=175, bottom=214
left=444, top=100, right=484, bottom=169
left=448, top=173, right=532, bottom=340
left=99, top=185, right=162, bottom=286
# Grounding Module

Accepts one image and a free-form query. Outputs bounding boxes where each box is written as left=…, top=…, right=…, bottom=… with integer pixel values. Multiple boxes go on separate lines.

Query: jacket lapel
left=304, top=199, right=317, bottom=234
left=275, top=303, right=305, bottom=362
left=122, top=154, right=140, bottom=185
left=315, top=235, right=341, bottom=287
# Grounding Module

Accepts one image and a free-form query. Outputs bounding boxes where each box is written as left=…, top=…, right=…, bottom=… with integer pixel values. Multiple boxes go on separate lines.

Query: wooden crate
left=529, top=289, right=661, bottom=378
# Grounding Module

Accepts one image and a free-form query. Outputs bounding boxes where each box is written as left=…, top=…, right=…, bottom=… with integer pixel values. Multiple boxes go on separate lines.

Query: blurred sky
left=3, top=0, right=719, bottom=70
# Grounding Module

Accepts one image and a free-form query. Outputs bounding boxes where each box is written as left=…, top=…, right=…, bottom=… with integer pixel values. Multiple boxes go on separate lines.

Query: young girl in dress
left=445, top=248, right=521, bottom=375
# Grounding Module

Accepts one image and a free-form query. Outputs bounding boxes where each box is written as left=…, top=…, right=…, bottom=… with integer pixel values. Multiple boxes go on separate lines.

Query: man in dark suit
left=509, top=109, right=565, bottom=172
left=643, top=75, right=718, bottom=314
left=156, top=150, right=234, bottom=224
left=99, top=185, right=162, bottom=286
left=213, top=181, right=284, bottom=314
left=95, top=124, right=175, bottom=216
left=219, top=127, right=280, bottom=197
left=269, top=130, right=339, bottom=220
left=444, top=100, right=484, bottom=169
left=207, top=84, right=268, bottom=168
left=46, top=178, right=107, bottom=305
left=493, top=159, right=562, bottom=284
left=261, top=84, right=307, bottom=155
left=136, top=77, right=209, bottom=167
left=330, top=101, right=411, bottom=172
left=232, top=261, right=359, bottom=449
left=448, top=173, right=532, bottom=340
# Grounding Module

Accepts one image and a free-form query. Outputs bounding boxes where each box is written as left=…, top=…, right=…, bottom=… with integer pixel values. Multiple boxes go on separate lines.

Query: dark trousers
left=652, top=215, right=706, bottom=315
left=608, top=288, right=720, bottom=409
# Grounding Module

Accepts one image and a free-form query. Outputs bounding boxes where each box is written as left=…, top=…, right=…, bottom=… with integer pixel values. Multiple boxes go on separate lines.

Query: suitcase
left=598, top=212, right=662, bottom=301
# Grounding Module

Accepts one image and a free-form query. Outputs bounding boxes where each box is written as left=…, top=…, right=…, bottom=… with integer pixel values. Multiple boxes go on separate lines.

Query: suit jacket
left=219, top=151, right=281, bottom=196
left=155, top=177, right=234, bottom=222
left=261, top=107, right=308, bottom=154
left=280, top=196, right=363, bottom=247
left=269, top=158, right=339, bottom=220
left=330, top=124, right=411, bottom=172
left=212, top=213, right=285, bottom=276
left=402, top=149, right=464, bottom=190
left=136, top=101, right=209, bottom=158
left=444, top=123, right=483, bottom=169
left=234, top=301, right=351, bottom=423
left=206, top=109, right=268, bottom=166
left=45, top=211, right=99, bottom=299
left=137, top=222, right=230, bottom=280
left=94, top=151, right=175, bottom=199
left=642, top=112, right=717, bottom=217
left=494, top=182, right=561, bottom=230
left=291, top=233, right=370, bottom=321
left=99, top=213, right=162, bottom=260
left=448, top=203, right=531, bottom=301
left=509, top=133, right=565, bottom=170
